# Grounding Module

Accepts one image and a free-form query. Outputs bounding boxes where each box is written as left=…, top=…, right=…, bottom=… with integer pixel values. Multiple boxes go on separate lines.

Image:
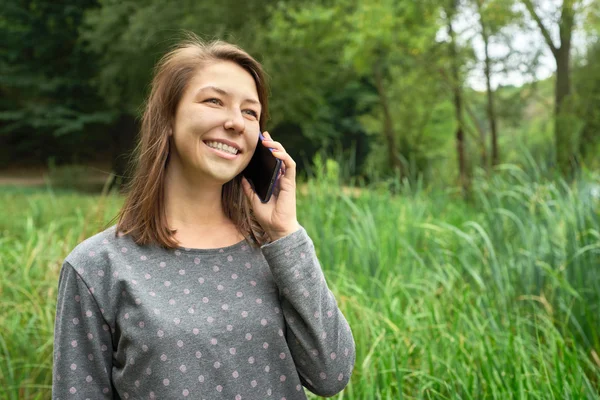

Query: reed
left=0, top=164, right=598, bottom=399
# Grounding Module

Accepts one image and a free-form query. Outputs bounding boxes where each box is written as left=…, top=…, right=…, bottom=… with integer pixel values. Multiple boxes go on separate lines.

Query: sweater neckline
left=172, top=237, right=251, bottom=255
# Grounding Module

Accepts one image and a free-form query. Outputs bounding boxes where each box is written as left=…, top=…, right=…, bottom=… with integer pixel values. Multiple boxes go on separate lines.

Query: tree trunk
left=464, top=100, right=488, bottom=169
left=479, top=118, right=488, bottom=169
left=447, top=0, right=469, bottom=196
left=454, top=93, right=469, bottom=196
left=373, top=62, right=404, bottom=176
left=555, top=32, right=574, bottom=176
left=578, top=80, right=600, bottom=159
left=523, top=0, right=576, bottom=177
left=480, top=10, right=499, bottom=166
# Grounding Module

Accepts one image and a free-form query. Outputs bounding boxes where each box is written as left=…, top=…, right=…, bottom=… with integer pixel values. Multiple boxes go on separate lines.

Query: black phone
left=242, top=132, right=283, bottom=203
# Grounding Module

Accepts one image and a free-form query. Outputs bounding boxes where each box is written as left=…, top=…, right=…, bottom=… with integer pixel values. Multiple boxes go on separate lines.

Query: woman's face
left=169, top=60, right=262, bottom=185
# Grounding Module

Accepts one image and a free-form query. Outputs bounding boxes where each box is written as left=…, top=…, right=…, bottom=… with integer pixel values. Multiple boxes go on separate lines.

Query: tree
left=472, top=0, right=520, bottom=166
left=522, top=0, right=581, bottom=177
left=445, top=0, right=470, bottom=195
left=475, top=0, right=497, bottom=167
left=0, top=0, right=114, bottom=166
left=261, top=0, right=449, bottom=181
left=573, top=40, right=600, bottom=166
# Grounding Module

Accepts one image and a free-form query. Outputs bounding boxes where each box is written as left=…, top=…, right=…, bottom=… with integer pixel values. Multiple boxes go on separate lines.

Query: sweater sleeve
left=52, top=261, right=114, bottom=399
left=261, top=226, right=355, bottom=397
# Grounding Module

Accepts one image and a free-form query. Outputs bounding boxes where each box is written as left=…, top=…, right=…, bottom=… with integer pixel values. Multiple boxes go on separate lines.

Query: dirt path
left=0, top=164, right=112, bottom=186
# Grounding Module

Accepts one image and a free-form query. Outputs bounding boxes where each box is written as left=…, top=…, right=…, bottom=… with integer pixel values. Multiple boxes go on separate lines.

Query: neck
left=163, top=161, right=230, bottom=231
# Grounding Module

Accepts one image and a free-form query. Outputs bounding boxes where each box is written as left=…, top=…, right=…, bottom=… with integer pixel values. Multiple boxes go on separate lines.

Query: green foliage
left=0, top=0, right=114, bottom=136
left=80, top=0, right=277, bottom=115
left=475, top=0, right=523, bottom=34
left=261, top=2, right=376, bottom=174
left=573, top=40, right=600, bottom=169
left=262, top=2, right=352, bottom=132
left=1, top=166, right=599, bottom=398
left=265, top=0, right=463, bottom=180
left=1, top=0, right=599, bottom=183
left=342, top=0, right=449, bottom=178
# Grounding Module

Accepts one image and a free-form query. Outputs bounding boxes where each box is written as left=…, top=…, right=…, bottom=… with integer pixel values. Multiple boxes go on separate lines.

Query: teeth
left=206, top=141, right=238, bottom=155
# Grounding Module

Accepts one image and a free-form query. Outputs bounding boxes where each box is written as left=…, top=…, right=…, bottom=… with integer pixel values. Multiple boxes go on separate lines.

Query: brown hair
left=111, top=33, right=271, bottom=249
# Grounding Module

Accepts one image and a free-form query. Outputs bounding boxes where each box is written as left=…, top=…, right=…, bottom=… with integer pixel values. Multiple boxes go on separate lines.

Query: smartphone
left=242, top=132, right=283, bottom=203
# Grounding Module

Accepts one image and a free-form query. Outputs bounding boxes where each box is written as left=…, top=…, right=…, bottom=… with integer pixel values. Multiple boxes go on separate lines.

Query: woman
left=52, top=34, right=355, bottom=399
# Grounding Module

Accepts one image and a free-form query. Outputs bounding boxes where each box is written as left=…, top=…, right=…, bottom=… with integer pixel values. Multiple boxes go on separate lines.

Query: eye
left=243, top=109, right=259, bottom=118
left=204, top=98, right=222, bottom=105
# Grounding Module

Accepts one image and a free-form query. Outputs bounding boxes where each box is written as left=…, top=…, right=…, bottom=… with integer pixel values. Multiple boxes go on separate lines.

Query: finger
left=262, top=140, right=284, bottom=152
left=263, top=131, right=272, bottom=140
left=272, top=151, right=296, bottom=182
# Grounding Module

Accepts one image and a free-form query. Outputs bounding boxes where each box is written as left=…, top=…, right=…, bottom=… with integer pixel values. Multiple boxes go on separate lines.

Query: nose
left=224, top=109, right=246, bottom=134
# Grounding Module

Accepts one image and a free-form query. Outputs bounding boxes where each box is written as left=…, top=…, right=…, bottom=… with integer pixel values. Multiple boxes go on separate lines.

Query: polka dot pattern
left=52, top=225, right=355, bottom=399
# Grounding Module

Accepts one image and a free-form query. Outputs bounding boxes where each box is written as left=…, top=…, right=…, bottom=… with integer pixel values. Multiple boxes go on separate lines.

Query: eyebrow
left=197, top=86, right=261, bottom=107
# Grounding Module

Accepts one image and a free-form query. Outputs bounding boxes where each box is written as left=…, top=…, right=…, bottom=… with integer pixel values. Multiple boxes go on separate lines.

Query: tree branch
left=522, top=0, right=558, bottom=57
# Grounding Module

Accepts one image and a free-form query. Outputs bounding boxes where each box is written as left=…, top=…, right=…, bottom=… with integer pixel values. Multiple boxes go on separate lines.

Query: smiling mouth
left=203, top=141, right=240, bottom=155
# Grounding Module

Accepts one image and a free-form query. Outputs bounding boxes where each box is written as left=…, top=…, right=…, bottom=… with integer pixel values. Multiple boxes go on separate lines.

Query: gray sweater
left=52, top=225, right=355, bottom=399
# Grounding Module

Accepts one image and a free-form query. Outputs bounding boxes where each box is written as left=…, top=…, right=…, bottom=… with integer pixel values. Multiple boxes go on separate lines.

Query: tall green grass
left=0, top=164, right=599, bottom=399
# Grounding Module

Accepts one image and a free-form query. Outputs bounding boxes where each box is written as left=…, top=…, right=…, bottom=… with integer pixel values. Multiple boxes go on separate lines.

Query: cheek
left=173, top=130, right=191, bottom=150
left=176, top=106, right=213, bottom=133
left=238, top=147, right=254, bottom=170
left=246, top=142, right=258, bottom=160
left=171, top=131, right=200, bottom=163
left=241, top=150, right=252, bottom=166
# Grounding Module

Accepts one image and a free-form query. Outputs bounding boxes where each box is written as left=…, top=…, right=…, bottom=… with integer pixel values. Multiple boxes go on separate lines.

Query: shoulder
left=64, top=224, right=156, bottom=274
left=64, top=225, right=119, bottom=268
left=60, top=225, right=133, bottom=325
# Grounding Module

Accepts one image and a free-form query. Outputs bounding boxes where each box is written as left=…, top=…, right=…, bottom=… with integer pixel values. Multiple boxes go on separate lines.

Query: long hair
left=112, top=33, right=271, bottom=249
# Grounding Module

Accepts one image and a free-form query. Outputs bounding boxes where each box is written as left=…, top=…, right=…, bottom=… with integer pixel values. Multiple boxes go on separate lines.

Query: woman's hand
left=241, top=131, right=300, bottom=241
